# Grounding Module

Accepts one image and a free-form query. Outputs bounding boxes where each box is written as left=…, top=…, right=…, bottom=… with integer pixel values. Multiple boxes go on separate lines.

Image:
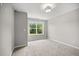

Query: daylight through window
left=29, top=23, right=44, bottom=35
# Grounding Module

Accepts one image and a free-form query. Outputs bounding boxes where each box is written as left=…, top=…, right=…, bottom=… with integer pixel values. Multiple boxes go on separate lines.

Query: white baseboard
left=14, top=44, right=27, bottom=49
left=11, top=44, right=27, bottom=56
left=51, top=39, right=79, bottom=50
left=11, top=48, right=15, bottom=56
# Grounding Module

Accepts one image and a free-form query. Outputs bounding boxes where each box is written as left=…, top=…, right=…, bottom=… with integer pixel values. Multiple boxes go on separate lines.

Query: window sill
left=28, top=34, right=44, bottom=36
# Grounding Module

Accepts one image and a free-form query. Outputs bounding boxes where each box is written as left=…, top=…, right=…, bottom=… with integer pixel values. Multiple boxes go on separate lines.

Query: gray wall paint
left=49, top=7, right=79, bottom=48
left=14, top=11, right=27, bottom=47
left=0, top=4, right=14, bottom=56
left=28, top=18, right=48, bottom=42
left=0, top=4, right=2, bottom=55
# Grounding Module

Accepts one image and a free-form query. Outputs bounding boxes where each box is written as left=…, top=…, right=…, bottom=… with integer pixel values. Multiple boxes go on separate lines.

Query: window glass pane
left=30, top=29, right=36, bottom=34
left=30, top=24, right=36, bottom=28
left=37, top=29, right=42, bottom=34
left=37, top=24, right=42, bottom=29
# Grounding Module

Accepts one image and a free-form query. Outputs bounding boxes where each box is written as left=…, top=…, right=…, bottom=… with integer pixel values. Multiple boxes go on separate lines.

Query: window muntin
left=28, top=23, right=44, bottom=35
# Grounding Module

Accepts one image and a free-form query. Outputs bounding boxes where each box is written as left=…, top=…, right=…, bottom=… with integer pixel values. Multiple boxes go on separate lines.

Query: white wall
left=28, top=18, right=48, bottom=41
left=14, top=11, right=27, bottom=48
left=50, top=3, right=79, bottom=18
left=49, top=5, right=79, bottom=48
left=0, top=4, right=14, bottom=56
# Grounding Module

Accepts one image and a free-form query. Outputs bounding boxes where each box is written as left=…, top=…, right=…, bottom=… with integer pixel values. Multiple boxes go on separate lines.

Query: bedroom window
left=28, top=23, right=44, bottom=35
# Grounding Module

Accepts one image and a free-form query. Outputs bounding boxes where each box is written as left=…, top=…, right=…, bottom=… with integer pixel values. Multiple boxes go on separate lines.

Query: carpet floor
left=12, top=40, right=79, bottom=56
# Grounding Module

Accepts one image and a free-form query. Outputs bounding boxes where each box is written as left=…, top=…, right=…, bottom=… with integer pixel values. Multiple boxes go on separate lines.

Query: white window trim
left=28, top=23, right=44, bottom=36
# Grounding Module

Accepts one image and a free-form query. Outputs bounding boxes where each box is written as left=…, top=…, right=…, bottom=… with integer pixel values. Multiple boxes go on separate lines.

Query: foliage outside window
left=29, top=23, right=44, bottom=35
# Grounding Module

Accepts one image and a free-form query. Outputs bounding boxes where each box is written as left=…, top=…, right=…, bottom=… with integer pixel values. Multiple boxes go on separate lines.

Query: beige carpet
left=12, top=40, right=79, bottom=56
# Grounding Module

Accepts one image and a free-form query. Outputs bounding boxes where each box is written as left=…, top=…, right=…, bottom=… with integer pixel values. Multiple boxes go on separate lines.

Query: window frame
left=28, top=23, right=44, bottom=35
